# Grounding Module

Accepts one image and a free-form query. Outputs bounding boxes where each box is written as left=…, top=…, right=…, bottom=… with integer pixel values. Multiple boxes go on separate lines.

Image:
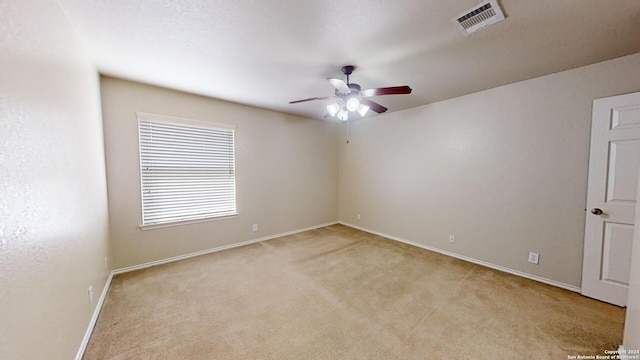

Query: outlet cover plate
left=528, top=252, right=540, bottom=264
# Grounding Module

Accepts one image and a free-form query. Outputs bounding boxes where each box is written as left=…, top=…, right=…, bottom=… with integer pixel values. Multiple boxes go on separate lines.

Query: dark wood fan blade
left=361, top=86, right=412, bottom=97
left=289, top=95, right=336, bottom=104
left=359, top=98, right=388, bottom=113
left=327, top=78, right=351, bottom=94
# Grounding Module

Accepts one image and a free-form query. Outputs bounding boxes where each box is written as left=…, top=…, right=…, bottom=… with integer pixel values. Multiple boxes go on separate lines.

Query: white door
left=582, top=92, right=640, bottom=306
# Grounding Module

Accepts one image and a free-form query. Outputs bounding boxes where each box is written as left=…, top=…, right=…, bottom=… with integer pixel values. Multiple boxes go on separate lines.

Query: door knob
left=591, top=208, right=604, bottom=215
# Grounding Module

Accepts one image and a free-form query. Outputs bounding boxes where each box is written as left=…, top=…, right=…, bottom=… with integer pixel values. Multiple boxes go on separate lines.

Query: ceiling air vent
left=453, top=0, right=505, bottom=36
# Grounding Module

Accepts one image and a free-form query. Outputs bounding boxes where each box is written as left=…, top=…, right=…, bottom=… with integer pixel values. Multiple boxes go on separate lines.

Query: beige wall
left=0, top=1, right=111, bottom=359
left=101, top=77, right=339, bottom=269
left=339, top=53, right=640, bottom=288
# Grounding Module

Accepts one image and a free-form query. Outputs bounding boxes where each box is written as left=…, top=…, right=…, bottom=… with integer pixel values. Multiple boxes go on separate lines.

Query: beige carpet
left=84, top=224, right=624, bottom=359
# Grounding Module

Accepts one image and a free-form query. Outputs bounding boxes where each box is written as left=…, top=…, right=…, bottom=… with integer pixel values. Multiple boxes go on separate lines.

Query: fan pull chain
left=346, top=120, right=351, bottom=144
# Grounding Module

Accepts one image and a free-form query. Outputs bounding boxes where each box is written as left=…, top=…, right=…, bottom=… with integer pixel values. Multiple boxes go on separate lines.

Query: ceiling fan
left=289, top=65, right=412, bottom=121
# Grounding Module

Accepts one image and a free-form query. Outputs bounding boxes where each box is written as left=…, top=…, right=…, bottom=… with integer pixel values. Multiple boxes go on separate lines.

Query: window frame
left=136, top=112, right=238, bottom=230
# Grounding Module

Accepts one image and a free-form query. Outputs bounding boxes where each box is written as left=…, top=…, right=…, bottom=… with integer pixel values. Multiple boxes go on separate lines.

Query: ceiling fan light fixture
left=346, top=97, right=360, bottom=112
left=288, top=65, right=411, bottom=119
left=326, top=103, right=340, bottom=117
left=357, top=104, right=370, bottom=117
left=337, top=109, right=349, bottom=121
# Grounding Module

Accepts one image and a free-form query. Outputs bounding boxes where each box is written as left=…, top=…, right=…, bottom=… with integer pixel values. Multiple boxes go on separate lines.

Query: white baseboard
left=112, top=221, right=339, bottom=275
left=339, top=221, right=581, bottom=293
left=75, top=271, right=114, bottom=360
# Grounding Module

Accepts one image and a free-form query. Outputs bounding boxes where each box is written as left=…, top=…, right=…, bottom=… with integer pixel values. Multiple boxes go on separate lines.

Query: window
left=137, top=112, right=236, bottom=228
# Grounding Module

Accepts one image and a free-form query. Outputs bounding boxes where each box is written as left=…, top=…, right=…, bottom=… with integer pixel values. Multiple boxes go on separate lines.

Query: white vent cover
left=453, top=0, right=505, bottom=36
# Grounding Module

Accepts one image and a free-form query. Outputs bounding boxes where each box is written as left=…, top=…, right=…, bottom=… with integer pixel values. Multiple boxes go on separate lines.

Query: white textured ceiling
left=58, top=0, right=640, bottom=120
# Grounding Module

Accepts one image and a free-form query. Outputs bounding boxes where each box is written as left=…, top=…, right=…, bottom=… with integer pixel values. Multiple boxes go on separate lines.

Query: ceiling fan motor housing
left=335, top=83, right=361, bottom=97
left=334, top=85, right=361, bottom=96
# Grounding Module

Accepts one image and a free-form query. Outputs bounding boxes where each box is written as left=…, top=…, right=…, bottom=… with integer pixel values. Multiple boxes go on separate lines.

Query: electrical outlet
left=104, top=257, right=108, bottom=270
left=528, top=252, right=540, bottom=264
left=448, top=234, right=455, bottom=243
left=357, top=214, right=361, bottom=220
left=88, top=286, right=94, bottom=304
left=252, top=224, right=258, bottom=232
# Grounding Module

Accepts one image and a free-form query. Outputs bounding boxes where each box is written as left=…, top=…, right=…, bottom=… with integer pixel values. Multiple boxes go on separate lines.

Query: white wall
left=624, top=152, right=640, bottom=348
left=339, top=53, right=640, bottom=288
left=0, top=1, right=111, bottom=359
left=100, top=77, right=339, bottom=269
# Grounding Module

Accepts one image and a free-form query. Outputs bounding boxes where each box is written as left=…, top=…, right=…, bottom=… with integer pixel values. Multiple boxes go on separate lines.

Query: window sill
left=139, top=213, right=238, bottom=231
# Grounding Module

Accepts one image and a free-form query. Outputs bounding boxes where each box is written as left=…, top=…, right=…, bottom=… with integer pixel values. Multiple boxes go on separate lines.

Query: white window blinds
left=137, top=113, right=236, bottom=227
